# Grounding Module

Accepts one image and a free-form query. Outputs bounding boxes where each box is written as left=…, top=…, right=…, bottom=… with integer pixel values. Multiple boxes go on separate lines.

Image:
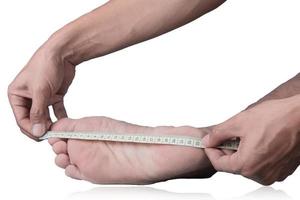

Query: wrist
left=278, top=94, right=300, bottom=130
left=44, top=29, right=79, bottom=65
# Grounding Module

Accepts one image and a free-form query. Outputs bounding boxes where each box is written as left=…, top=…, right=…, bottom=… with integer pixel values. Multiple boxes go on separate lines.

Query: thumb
left=30, top=92, right=50, bottom=137
left=202, top=125, right=237, bottom=148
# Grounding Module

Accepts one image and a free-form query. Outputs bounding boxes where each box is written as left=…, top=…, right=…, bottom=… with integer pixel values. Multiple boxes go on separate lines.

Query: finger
left=30, top=91, right=50, bottom=137
left=202, top=126, right=238, bottom=148
left=20, top=127, right=40, bottom=141
left=36, top=106, right=52, bottom=139
left=52, top=141, right=68, bottom=154
left=55, top=154, right=70, bottom=169
left=52, top=100, right=68, bottom=120
left=65, top=165, right=82, bottom=180
left=205, top=147, right=239, bottom=173
left=8, top=94, right=32, bottom=135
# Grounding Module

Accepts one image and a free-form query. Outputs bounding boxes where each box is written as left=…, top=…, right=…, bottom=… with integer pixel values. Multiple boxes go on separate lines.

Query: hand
left=7, top=0, right=226, bottom=140
left=48, top=117, right=216, bottom=184
left=8, top=44, right=75, bottom=140
left=202, top=95, right=300, bottom=185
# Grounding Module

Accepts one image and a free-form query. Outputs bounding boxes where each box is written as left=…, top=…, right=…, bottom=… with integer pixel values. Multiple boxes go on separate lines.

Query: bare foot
left=48, top=117, right=216, bottom=184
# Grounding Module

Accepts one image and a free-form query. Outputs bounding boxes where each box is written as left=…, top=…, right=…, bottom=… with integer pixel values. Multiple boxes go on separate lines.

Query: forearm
left=45, top=0, right=225, bottom=64
left=247, top=73, right=300, bottom=109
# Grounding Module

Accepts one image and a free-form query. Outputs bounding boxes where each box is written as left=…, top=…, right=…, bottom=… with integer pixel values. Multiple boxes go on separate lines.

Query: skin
left=7, top=0, right=225, bottom=139
left=7, top=0, right=300, bottom=185
left=246, top=73, right=300, bottom=109
left=202, top=75, right=300, bottom=185
left=7, top=50, right=75, bottom=140
left=48, top=73, right=297, bottom=185
left=48, top=117, right=217, bottom=184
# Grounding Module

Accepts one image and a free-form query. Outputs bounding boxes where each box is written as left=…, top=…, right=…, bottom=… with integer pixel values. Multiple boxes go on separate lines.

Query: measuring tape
left=40, top=131, right=239, bottom=150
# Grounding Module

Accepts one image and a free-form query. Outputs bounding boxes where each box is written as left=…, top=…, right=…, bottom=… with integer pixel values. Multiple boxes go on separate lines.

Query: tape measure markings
left=40, top=131, right=239, bottom=150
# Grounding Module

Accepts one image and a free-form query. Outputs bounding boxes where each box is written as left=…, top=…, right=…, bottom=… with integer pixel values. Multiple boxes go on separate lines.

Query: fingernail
left=32, top=124, right=46, bottom=137
left=201, top=135, right=209, bottom=147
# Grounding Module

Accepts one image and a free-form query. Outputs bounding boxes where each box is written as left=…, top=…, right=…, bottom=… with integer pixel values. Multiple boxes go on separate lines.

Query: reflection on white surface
left=230, top=187, right=292, bottom=200
left=67, top=186, right=213, bottom=200
left=67, top=186, right=292, bottom=200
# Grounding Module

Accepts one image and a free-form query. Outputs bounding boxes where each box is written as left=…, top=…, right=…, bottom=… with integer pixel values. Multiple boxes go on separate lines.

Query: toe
left=48, top=138, right=65, bottom=145
left=65, top=165, right=82, bottom=180
left=52, top=141, right=68, bottom=154
left=55, top=154, right=70, bottom=168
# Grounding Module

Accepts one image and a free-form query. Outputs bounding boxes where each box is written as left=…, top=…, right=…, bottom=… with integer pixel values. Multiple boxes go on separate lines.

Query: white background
left=0, top=0, right=299, bottom=199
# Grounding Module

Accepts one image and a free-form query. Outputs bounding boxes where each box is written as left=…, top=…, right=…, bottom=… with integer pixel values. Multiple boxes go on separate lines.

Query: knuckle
left=33, top=84, right=52, bottom=97
left=33, top=85, right=48, bottom=94
left=210, top=127, right=221, bottom=140
left=7, top=83, right=14, bottom=93
left=7, top=83, right=16, bottom=98
left=30, top=109, right=45, bottom=119
left=212, top=127, right=222, bottom=135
